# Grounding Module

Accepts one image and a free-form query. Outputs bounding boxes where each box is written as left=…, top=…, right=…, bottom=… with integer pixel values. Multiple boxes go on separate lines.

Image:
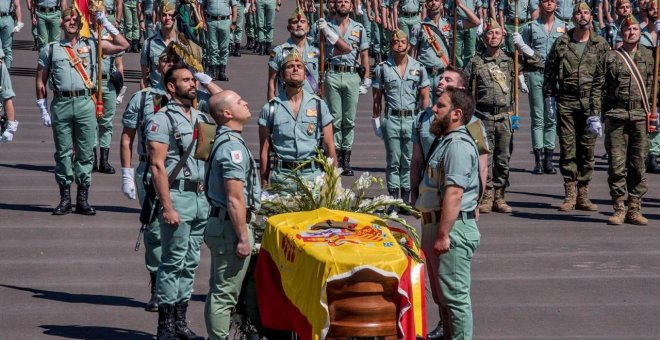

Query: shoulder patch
left=148, top=122, right=160, bottom=133
left=230, top=150, right=244, bottom=163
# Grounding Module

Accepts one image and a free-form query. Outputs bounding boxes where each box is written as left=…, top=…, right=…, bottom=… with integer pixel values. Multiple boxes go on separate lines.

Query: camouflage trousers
left=483, top=116, right=512, bottom=190
left=605, top=116, right=649, bottom=198
left=557, top=99, right=596, bottom=183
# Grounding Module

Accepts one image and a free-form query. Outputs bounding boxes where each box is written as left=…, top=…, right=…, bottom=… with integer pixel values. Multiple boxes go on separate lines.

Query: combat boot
left=74, top=184, right=96, bottom=215
left=98, top=148, right=116, bottom=174
left=233, top=42, right=241, bottom=57
left=399, top=188, right=412, bottom=215
left=478, top=189, right=493, bottom=213
left=576, top=182, right=598, bottom=211
left=342, top=150, right=354, bottom=176
left=625, top=196, right=648, bottom=225
left=492, top=187, right=513, bottom=213
left=174, top=301, right=204, bottom=340
left=544, top=148, right=557, bottom=174
left=558, top=182, right=576, bottom=212
left=246, top=37, right=254, bottom=50
left=53, top=184, right=73, bottom=215
left=647, top=154, right=660, bottom=173
left=92, top=148, right=98, bottom=172
left=386, top=189, right=400, bottom=215
left=337, top=150, right=345, bottom=171
left=427, top=321, right=444, bottom=340
left=157, top=304, right=178, bottom=340
left=608, top=196, right=626, bottom=225
left=254, top=42, right=262, bottom=54
left=145, top=272, right=158, bottom=312
left=218, top=65, right=229, bottom=81
left=532, top=149, right=543, bottom=174
left=261, top=42, right=271, bottom=55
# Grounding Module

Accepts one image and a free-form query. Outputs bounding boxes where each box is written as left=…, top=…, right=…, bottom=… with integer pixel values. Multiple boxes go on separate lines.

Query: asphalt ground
left=1, top=3, right=658, bottom=339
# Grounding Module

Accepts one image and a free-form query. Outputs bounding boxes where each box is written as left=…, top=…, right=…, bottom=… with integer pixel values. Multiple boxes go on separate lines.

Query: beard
left=429, top=114, right=451, bottom=137
left=175, top=86, right=197, bottom=101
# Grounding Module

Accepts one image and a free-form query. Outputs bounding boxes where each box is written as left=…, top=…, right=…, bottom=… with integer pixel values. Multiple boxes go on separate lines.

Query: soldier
left=245, top=0, right=258, bottom=50
left=146, top=64, right=209, bottom=339
left=255, top=0, right=280, bottom=55
left=123, top=0, right=141, bottom=52
left=606, top=0, right=633, bottom=47
left=141, top=1, right=178, bottom=88
left=416, top=87, right=481, bottom=340
left=35, top=7, right=129, bottom=215
left=103, top=0, right=123, bottom=25
left=393, top=0, right=422, bottom=37
left=258, top=50, right=337, bottom=190
left=33, top=0, right=65, bottom=50
left=267, top=7, right=319, bottom=100
left=513, top=0, right=566, bottom=174
left=138, top=0, right=157, bottom=40
left=466, top=19, right=515, bottom=214
left=201, top=0, right=237, bottom=81
left=592, top=15, right=653, bottom=225
left=372, top=29, right=430, bottom=210
left=203, top=90, right=261, bottom=340
left=498, top=0, right=538, bottom=53
left=321, top=0, right=368, bottom=176
left=0, top=0, right=22, bottom=68
left=544, top=2, right=609, bottom=212
left=444, top=0, right=483, bottom=68
left=230, top=0, right=247, bottom=56
left=410, top=0, right=480, bottom=104
left=0, top=60, right=18, bottom=143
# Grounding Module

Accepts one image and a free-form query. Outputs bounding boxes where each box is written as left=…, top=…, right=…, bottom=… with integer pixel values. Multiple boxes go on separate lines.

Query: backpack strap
left=137, top=90, right=148, bottom=155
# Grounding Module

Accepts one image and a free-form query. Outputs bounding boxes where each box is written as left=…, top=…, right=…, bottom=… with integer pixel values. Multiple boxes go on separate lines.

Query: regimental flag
left=73, top=0, right=92, bottom=38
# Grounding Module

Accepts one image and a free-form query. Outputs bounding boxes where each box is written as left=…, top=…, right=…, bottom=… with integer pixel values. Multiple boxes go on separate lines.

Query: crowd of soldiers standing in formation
left=0, top=0, right=657, bottom=339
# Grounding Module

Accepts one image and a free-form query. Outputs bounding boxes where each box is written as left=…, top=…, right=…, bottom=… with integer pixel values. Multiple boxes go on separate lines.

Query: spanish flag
left=73, top=0, right=92, bottom=38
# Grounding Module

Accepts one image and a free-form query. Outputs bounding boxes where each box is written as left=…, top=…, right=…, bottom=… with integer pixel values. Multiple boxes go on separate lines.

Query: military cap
left=620, top=14, right=640, bottom=30
left=282, top=48, right=305, bottom=67
left=61, top=6, right=80, bottom=19
left=289, top=6, right=306, bottom=22
left=161, top=1, right=176, bottom=13
left=573, top=1, right=591, bottom=14
left=484, top=18, right=501, bottom=32
left=390, top=29, right=408, bottom=43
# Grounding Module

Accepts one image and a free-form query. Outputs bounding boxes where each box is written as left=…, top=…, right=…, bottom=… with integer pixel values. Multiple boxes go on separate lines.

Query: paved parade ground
left=1, top=3, right=659, bottom=339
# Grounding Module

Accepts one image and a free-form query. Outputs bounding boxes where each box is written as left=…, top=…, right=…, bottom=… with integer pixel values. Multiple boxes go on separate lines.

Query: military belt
left=422, top=210, right=475, bottom=224
left=425, top=67, right=444, bottom=76
left=506, top=18, right=529, bottom=25
left=328, top=64, right=359, bottom=73
left=614, top=101, right=643, bottom=110
left=54, top=89, right=96, bottom=98
left=399, top=11, right=418, bottom=17
left=278, top=160, right=316, bottom=170
left=37, top=6, right=59, bottom=12
left=476, top=104, right=512, bottom=115
left=209, top=205, right=251, bottom=223
left=0, top=11, right=14, bottom=17
left=386, top=108, right=415, bottom=117
left=170, top=179, right=204, bottom=193
left=206, top=14, right=230, bottom=20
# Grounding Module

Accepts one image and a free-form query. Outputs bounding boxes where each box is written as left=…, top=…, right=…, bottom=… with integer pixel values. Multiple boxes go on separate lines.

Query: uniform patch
left=306, top=109, right=318, bottom=117
left=308, top=51, right=317, bottom=58
left=409, top=69, right=421, bottom=76
left=441, top=24, right=451, bottom=32
left=231, top=150, right=243, bottom=163
left=351, top=30, right=360, bottom=37
left=557, top=26, right=565, bottom=33
left=148, top=122, right=160, bottom=133
left=77, top=46, right=90, bottom=54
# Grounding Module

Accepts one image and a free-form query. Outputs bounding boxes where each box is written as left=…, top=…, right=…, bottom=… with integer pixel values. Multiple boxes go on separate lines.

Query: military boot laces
left=174, top=301, right=204, bottom=340
left=625, top=196, right=648, bottom=225
left=608, top=196, right=626, bottom=225
left=53, top=184, right=73, bottom=215
left=544, top=148, right=557, bottom=174
left=98, top=148, right=116, bottom=174
left=493, top=188, right=512, bottom=213
left=576, top=182, right=598, bottom=211
left=559, top=182, right=576, bottom=212
left=478, top=189, right=493, bottom=213
left=157, top=304, right=178, bottom=340
left=74, top=185, right=96, bottom=215
left=145, top=272, right=158, bottom=312
left=532, top=149, right=544, bottom=175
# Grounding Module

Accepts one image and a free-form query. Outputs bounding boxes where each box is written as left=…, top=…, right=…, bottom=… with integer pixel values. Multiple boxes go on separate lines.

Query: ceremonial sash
left=421, top=23, right=450, bottom=67
left=62, top=45, right=94, bottom=90
left=615, top=48, right=651, bottom=115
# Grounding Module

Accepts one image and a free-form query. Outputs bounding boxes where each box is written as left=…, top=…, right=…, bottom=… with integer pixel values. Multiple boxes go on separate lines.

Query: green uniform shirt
left=325, top=18, right=369, bottom=66
left=122, top=84, right=168, bottom=156
left=372, top=55, right=430, bottom=111
left=140, top=31, right=171, bottom=87
left=268, top=39, right=320, bottom=94
left=36, top=0, right=59, bottom=8
left=0, top=62, right=14, bottom=100
left=640, top=23, right=655, bottom=48
left=0, top=0, right=13, bottom=13
left=499, top=0, right=534, bottom=22
left=410, top=17, right=452, bottom=69
left=257, top=90, right=333, bottom=162
left=201, top=0, right=236, bottom=17
left=413, top=109, right=488, bottom=157
left=145, top=103, right=208, bottom=182
left=141, top=0, right=156, bottom=15
left=206, top=126, right=261, bottom=211
left=103, top=0, right=117, bottom=11
left=38, top=38, right=98, bottom=92
left=465, top=52, right=515, bottom=108
left=398, top=0, right=421, bottom=14
left=521, top=17, right=567, bottom=64
left=444, top=0, right=482, bottom=21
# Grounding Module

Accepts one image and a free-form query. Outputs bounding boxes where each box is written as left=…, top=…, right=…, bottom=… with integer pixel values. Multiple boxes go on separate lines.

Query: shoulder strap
left=203, top=131, right=232, bottom=203
left=167, top=137, right=196, bottom=186
left=62, top=45, right=94, bottom=89
left=615, top=48, right=651, bottom=114
left=138, top=91, right=149, bottom=155
left=267, top=100, right=276, bottom=135
left=163, top=109, right=185, bottom=156
left=146, top=36, right=154, bottom=70
left=421, top=23, right=450, bottom=66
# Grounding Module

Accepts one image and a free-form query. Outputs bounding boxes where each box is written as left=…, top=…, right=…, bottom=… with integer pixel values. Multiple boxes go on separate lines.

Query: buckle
left=69, top=57, right=82, bottom=66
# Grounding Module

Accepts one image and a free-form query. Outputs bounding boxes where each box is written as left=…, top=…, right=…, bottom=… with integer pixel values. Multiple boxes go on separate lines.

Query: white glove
left=244, top=2, right=251, bottom=14
left=512, top=32, right=534, bottom=57
left=1, top=120, right=18, bottom=143
left=116, top=85, right=128, bottom=103
left=121, top=168, right=137, bottom=199
left=357, top=3, right=364, bottom=15
left=655, top=19, right=660, bottom=33
left=12, top=21, right=24, bottom=33
left=587, top=116, right=603, bottom=137
left=544, top=97, right=557, bottom=120
left=359, top=77, right=371, bottom=95
left=37, top=99, right=51, bottom=127
left=97, top=11, right=120, bottom=35
left=371, top=117, right=382, bottom=138
left=194, top=72, right=213, bottom=86
left=476, top=20, right=484, bottom=36
left=318, top=18, right=339, bottom=45
left=518, top=74, right=529, bottom=93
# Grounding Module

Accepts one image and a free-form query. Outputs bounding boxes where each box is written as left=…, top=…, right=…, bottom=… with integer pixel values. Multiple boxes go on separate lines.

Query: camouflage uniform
left=544, top=28, right=609, bottom=211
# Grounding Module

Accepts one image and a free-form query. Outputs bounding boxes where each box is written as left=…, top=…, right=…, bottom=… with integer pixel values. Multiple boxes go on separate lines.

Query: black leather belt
left=426, top=67, right=444, bottom=76
left=37, top=6, right=59, bottom=12
left=170, top=179, right=204, bottom=193
left=614, top=102, right=643, bottom=110
left=209, top=206, right=251, bottom=223
left=0, top=12, right=14, bottom=17
left=387, top=108, right=414, bottom=117
left=422, top=210, right=475, bottom=224
left=139, top=155, right=148, bottom=162
left=399, top=12, right=418, bottom=17
left=102, top=74, right=109, bottom=79
left=206, top=14, right=230, bottom=20
left=476, top=105, right=512, bottom=115
left=328, top=64, right=359, bottom=73
left=54, top=89, right=96, bottom=98
left=279, top=160, right=314, bottom=170
left=506, top=18, right=529, bottom=25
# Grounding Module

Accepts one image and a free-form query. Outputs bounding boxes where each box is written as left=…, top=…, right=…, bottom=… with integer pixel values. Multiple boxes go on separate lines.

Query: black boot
left=647, top=154, right=660, bottom=173
left=373, top=53, right=381, bottom=65
left=246, top=37, right=254, bottom=50
left=261, top=42, right=270, bottom=55
left=98, top=148, right=116, bottom=174
left=233, top=42, right=241, bottom=57
left=218, top=65, right=229, bottom=81
left=341, top=150, right=354, bottom=176
left=544, top=148, right=557, bottom=174
left=337, top=150, right=345, bottom=171
left=74, top=185, right=96, bottom=215
left=157, top=304, right=178, bottom=340
left=145, top=272, right=158, bottom=312
left=133, top=39, right=140, bottom=53
left=386, top=189, right=399, bottom=215
left=399, top=188, right=412, bottom=215
left=427, top=321, right=444, bottom=340
left=532, top=149, right=544, bottom=175
left=92, top=148, right=98, bottom=172
left=53, top=184, right=73, bottom=215
left=174, top=301, right=204, bottom=340
left=254, top=42, right=262, bottom=54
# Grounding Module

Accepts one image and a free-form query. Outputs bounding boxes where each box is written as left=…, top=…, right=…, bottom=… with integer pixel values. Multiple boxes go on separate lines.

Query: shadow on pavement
left=0, top=284, right=145, bottom=309
left=0, top=163, right=54, bottom=173
left=510, top=211, right=605, bottom=223
left=40, top=325, right=153, bottom=339
left=351, top=166, right=385, bottom=173
left=0, top=203, right=140, bottom=214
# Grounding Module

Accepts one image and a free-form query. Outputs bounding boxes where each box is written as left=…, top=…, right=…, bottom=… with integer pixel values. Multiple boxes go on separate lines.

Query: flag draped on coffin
left=73, top=0, right=92, bottom=38
left=255, top=207, right=426, bottom=340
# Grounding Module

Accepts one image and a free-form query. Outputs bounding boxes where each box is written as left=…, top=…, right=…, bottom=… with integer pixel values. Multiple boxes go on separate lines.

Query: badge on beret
left=148, top=122, right=160, bottom=133
left=306, top=109, right=317, bottom=117
left=231, top=150, right=243, bottom=163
